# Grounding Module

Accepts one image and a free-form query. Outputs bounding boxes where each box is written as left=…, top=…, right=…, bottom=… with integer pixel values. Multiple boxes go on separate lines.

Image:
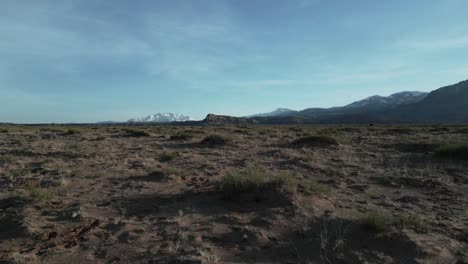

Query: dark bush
left=435, top=144, right=468, bottom=160
left=170, top=133, right=193, bottom=141
left=123, top=129, right=150, bottom=137
left=394, top=141, right=441, bottom=153
left=200, top=134, right=230, bottom=146
left=291, top=135, right=339, bottom=147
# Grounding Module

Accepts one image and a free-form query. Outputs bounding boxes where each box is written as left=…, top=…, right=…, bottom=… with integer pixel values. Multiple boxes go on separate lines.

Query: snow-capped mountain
left=247, top=108, right=297, bottom=118
left=345, top=91, right=428, bottom=110
left=128, top=113, right=192, bottom=123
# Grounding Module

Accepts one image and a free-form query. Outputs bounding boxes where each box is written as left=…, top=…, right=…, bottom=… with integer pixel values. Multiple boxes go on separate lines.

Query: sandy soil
left=0, top=125, right=467, bottom=263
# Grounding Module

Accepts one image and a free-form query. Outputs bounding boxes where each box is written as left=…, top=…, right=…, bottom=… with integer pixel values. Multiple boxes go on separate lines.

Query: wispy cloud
left=0, top=0, right=249, bottom=85
left=225, top=63, right=415, bottom=90
left=398, top=35, right=468, bottom=49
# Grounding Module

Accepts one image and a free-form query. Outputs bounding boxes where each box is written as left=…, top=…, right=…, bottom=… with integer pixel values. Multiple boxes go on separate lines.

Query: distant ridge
left=239, top=79, right=468, bottom=124
left=344, top=91, right=428, bottom=110
left=247, top=108, right=297, bottom=118
left=95, top=78, right=468, bottom=125
left=387, top=79, right=468, bottom=123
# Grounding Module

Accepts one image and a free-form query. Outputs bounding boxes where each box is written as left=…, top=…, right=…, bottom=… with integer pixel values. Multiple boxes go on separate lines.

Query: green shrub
left=291, top=135, right=339, bottom=147
left=200, top=134, right=230, bottom=146
left=0, top=128, right=9, bottom=133
left=435, top=143, right=468, bottom=160
left=219, top=168, right=296, bottom=200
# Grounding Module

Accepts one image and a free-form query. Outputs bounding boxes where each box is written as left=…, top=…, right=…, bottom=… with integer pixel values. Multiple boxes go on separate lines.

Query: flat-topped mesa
left=203, top=114, right=255, bottom=125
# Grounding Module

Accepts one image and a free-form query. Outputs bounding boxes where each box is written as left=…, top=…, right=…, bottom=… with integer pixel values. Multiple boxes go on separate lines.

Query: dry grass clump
left=358, top=212, right=395, bottom=233
left=162, top=167, right=182, bottom=176
left=159, top=151, right=182, bottom=162
left=200, top=134, right=230, bottom=146
left=398, top=214, right=428, bottom=233
left=39, top=127, right=64, bottom=133
left=170, top=133, right=194, bottom=141
left=123, top=128, right=151, bottom=137
left=383, top=128, right=415, bottom=135
left=357, top=212, right=428, bottom=233
left=435, top=143, right=468, bottom=160
left=0, top=154, right=16, bottom=166
left=63, top=128, right=82, bottom=135
left=291, top=135, right=339, bottom=147
left=0, top=128, right=9, bottom=133
left=10, top=252, right=37, bottom=264
left=219, top=168, right=296, bottom=200
left=394, top=140, right=441, bottom=152
left=303, top=181, right=330, bottom=195
left=17, top=182, right=56, bottom=203
left=287, top=152, right=315, bottom=163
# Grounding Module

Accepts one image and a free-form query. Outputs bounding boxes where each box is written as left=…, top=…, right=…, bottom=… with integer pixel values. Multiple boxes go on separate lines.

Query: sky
left=1, top=0, right=468, bottom=123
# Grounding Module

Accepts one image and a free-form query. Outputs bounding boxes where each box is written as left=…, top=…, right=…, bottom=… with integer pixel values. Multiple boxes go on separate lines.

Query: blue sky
left=1, top=0, right=468, bottom=123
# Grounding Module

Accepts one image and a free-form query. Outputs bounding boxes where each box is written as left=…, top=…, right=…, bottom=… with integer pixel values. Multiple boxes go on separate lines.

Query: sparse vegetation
left=384, top=128, right=415, bottom=135
left=123, top=128, right=151, bottom=137
left=394, top=140, right=441, bottom=152
left=219, top=168, right=296, bottom=200
left=398, top=214, right=429, bottom=233
left=435, top=143, right=468, bottom=160
left=170, top=133, right=194, bottom=141
left=63, top=128, right=81, bottom=135
left=303, top=180, right=330, bottom=195
left=287, top=151, right=315, bottom=163
left=162, top=167, right=182, bottom=176
left=269, top=172, right=297, bottom=194
left=17, top=182, right=56, bottom=203
left=0, top=154, right=16, bottom=165
left=160, top=151, right=182, bottom=162
left=358, top=212, right=395, bottom=233
left=10, top=252, right=37, bottom=264
left=291, top=135, right=339, bottom=147
left=357, top=212, right=428, bottom=233
left=0, top=124, right=465, bottom=263
left=39, top=127, right=64, bottom=133
left=200, top=134, right=230, bottom=146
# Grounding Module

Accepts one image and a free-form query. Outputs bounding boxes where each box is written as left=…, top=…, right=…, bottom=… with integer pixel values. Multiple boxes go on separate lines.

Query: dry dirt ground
left=0, top=125, right=467, bottom=264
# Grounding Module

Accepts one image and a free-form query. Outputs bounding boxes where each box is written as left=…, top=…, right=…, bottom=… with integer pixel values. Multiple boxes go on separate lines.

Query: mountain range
left=247, top=108, right=297, bottom=118
left=127, top=113, right=192, bottom=123
left=100, top=78, right=468, bottom=125
left=204, top=79, right=468, bottom=124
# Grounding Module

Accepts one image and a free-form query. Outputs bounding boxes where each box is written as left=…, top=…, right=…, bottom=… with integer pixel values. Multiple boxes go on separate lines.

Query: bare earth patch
left=0, top=124, right=467, bottom=263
